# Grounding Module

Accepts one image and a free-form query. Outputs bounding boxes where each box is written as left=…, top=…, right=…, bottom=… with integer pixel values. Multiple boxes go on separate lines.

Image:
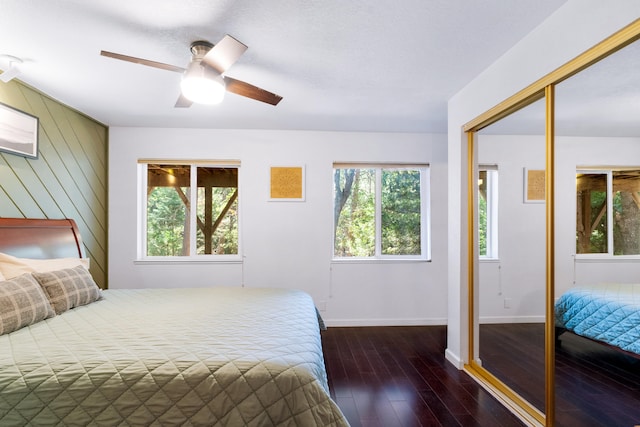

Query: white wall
left=109, top=128, right=448, bottom=326
left=446, top=0, right=640, bottom=368
left=478, top=135, right=546, bottom=324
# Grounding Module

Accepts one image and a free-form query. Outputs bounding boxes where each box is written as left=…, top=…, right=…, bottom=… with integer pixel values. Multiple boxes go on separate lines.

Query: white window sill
left=135, top=257, right=242, bottom=265
left=331, top=258, right=431, bottom=264
left=575, top=255, right=640, bottom=263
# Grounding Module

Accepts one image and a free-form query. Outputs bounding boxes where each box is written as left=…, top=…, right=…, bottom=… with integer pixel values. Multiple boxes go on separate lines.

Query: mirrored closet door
left=464, top=18, right=640, bottom=427
left=476, top=98, right=547, bottom=415
left=553, top=37, right=640, bottom=427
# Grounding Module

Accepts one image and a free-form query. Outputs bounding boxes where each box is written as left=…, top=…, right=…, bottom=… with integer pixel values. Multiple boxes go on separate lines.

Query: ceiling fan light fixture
left=180, top=61, right=225, bottom=105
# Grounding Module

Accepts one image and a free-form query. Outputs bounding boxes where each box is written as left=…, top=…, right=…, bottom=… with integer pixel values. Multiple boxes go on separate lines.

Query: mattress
left=555, top=283, right=640, bottom=355
left=0, top=287, right=348, bottom=426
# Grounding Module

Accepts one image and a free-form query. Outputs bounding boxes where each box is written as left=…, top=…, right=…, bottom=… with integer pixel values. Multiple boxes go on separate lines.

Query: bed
left=554, top=283, right=640, bottom=356
left=0, top=218, right=348, bottom=426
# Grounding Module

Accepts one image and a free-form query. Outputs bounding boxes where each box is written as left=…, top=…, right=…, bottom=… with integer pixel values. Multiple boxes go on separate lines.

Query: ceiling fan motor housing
left=189, top=41, right=214, bottom=60
left=181, top=41, right=225, bottom=104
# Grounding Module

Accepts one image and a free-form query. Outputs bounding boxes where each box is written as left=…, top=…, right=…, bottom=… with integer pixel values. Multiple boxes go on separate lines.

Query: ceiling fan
left=100, top=35, right=282, bottom=107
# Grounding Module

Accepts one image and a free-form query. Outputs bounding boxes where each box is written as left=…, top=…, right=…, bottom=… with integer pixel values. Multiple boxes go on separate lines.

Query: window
left=333, top=164, right=429, bottom=259
left=478, top=167, right=499, bottom=259
left=576, top=168, right=640, bottom=256
left=139, top=162, right=239, bottom=259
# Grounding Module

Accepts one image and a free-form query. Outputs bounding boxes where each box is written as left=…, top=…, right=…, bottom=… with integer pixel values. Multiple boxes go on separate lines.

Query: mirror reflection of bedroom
left=472, top=35, right=640, bottom=426
left=553, top=37, right=640, bottom=426
left=477, top=97, right=547, bottom=414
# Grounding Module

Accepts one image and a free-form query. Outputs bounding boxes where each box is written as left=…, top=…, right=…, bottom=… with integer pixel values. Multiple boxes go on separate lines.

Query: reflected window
left=479, top=167, right=498, bottom=259
left=576, top=169, right=640, bottom=255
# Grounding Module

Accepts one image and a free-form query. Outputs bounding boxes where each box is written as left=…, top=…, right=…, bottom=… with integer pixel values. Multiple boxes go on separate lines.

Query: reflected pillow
left=32, top=266, right=101, bottom=315
left=0, top=274, right=55, bottom=335
left=0, top=252, right=90, bottom=280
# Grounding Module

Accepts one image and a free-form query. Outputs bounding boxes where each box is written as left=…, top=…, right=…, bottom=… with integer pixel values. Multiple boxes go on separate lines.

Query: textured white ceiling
left=0, top=0, right=568, bottom=132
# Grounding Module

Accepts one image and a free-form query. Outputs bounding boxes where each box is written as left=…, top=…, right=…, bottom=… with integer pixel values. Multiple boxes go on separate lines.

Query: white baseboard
left=324, top=317, right=447, bottom=327
left=445, top=348, right=464, bottom=369
left=323, top=316, right=543, bottom=327
left=479, top=315, right=545, bottom=324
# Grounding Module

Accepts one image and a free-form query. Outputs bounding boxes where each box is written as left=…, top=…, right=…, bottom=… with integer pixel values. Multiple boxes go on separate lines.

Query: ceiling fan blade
left=224, top=77, right=282, bottom=105
left=201, top=35, right=248, bottom=74
left=175, top=94, right=193, bottom=108
left=100, top=50, right=185, bottom=73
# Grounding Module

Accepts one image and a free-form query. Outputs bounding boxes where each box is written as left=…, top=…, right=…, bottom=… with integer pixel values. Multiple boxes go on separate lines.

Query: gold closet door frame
left=462, top=19, right=640, bottom=427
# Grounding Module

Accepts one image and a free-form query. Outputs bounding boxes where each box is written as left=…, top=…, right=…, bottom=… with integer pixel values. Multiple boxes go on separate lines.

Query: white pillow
left=0, top=252, right=90, bottom=280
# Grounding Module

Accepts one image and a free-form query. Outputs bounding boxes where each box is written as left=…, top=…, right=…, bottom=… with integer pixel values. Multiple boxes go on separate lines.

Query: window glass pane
left=196, top=167, right=239, bottom=255
left=478, top=170, right=488, bottom=257
left=576, top=173, right=607, bottom=254
left=146, top=164, right=190, bottom=256
left=612, top=170, right=640, bottom=255
left=333, top=168, right=375, bottom=256
left=381, top=169, right=421, bottom=255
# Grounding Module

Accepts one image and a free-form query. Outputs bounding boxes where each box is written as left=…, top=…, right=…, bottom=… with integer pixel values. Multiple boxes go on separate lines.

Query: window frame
left=332, top=163, right=430, bottom=262
left=576, top=167, right=640, bottom=259
left=137, top=160, right=242, bottom=262
left=478, top=166, right=499, bottom=260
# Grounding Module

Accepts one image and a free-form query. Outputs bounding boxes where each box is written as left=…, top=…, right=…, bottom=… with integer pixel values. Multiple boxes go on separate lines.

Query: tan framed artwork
left=524, top=168, right=545, bottom=203
left=269, top=166, right=305, bottom=201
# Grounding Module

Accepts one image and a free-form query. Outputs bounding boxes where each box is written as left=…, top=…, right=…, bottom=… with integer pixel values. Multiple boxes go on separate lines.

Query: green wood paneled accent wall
left=0, top=80, right=108, bottom=288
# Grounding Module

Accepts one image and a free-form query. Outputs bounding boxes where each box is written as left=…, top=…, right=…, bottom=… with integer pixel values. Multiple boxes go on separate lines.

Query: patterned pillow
left=32, top=266, right=101, bottom=315
left=0, top=274, right=55, bottom=335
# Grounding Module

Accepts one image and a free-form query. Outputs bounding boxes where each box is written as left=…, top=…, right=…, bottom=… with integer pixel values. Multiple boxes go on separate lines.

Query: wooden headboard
left=0, top=218, right=85, bottom=259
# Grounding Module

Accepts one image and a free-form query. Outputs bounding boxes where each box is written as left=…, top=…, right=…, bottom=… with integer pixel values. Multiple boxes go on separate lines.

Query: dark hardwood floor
left=555, top=330, right=640, bottom=426
left=322, top=325, right=640, bottom=427
left=321, top=326, right=525, bottom=427
left=480, top=323, right=640, bottom=427
left=479, top=323, right=546, bottom=412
